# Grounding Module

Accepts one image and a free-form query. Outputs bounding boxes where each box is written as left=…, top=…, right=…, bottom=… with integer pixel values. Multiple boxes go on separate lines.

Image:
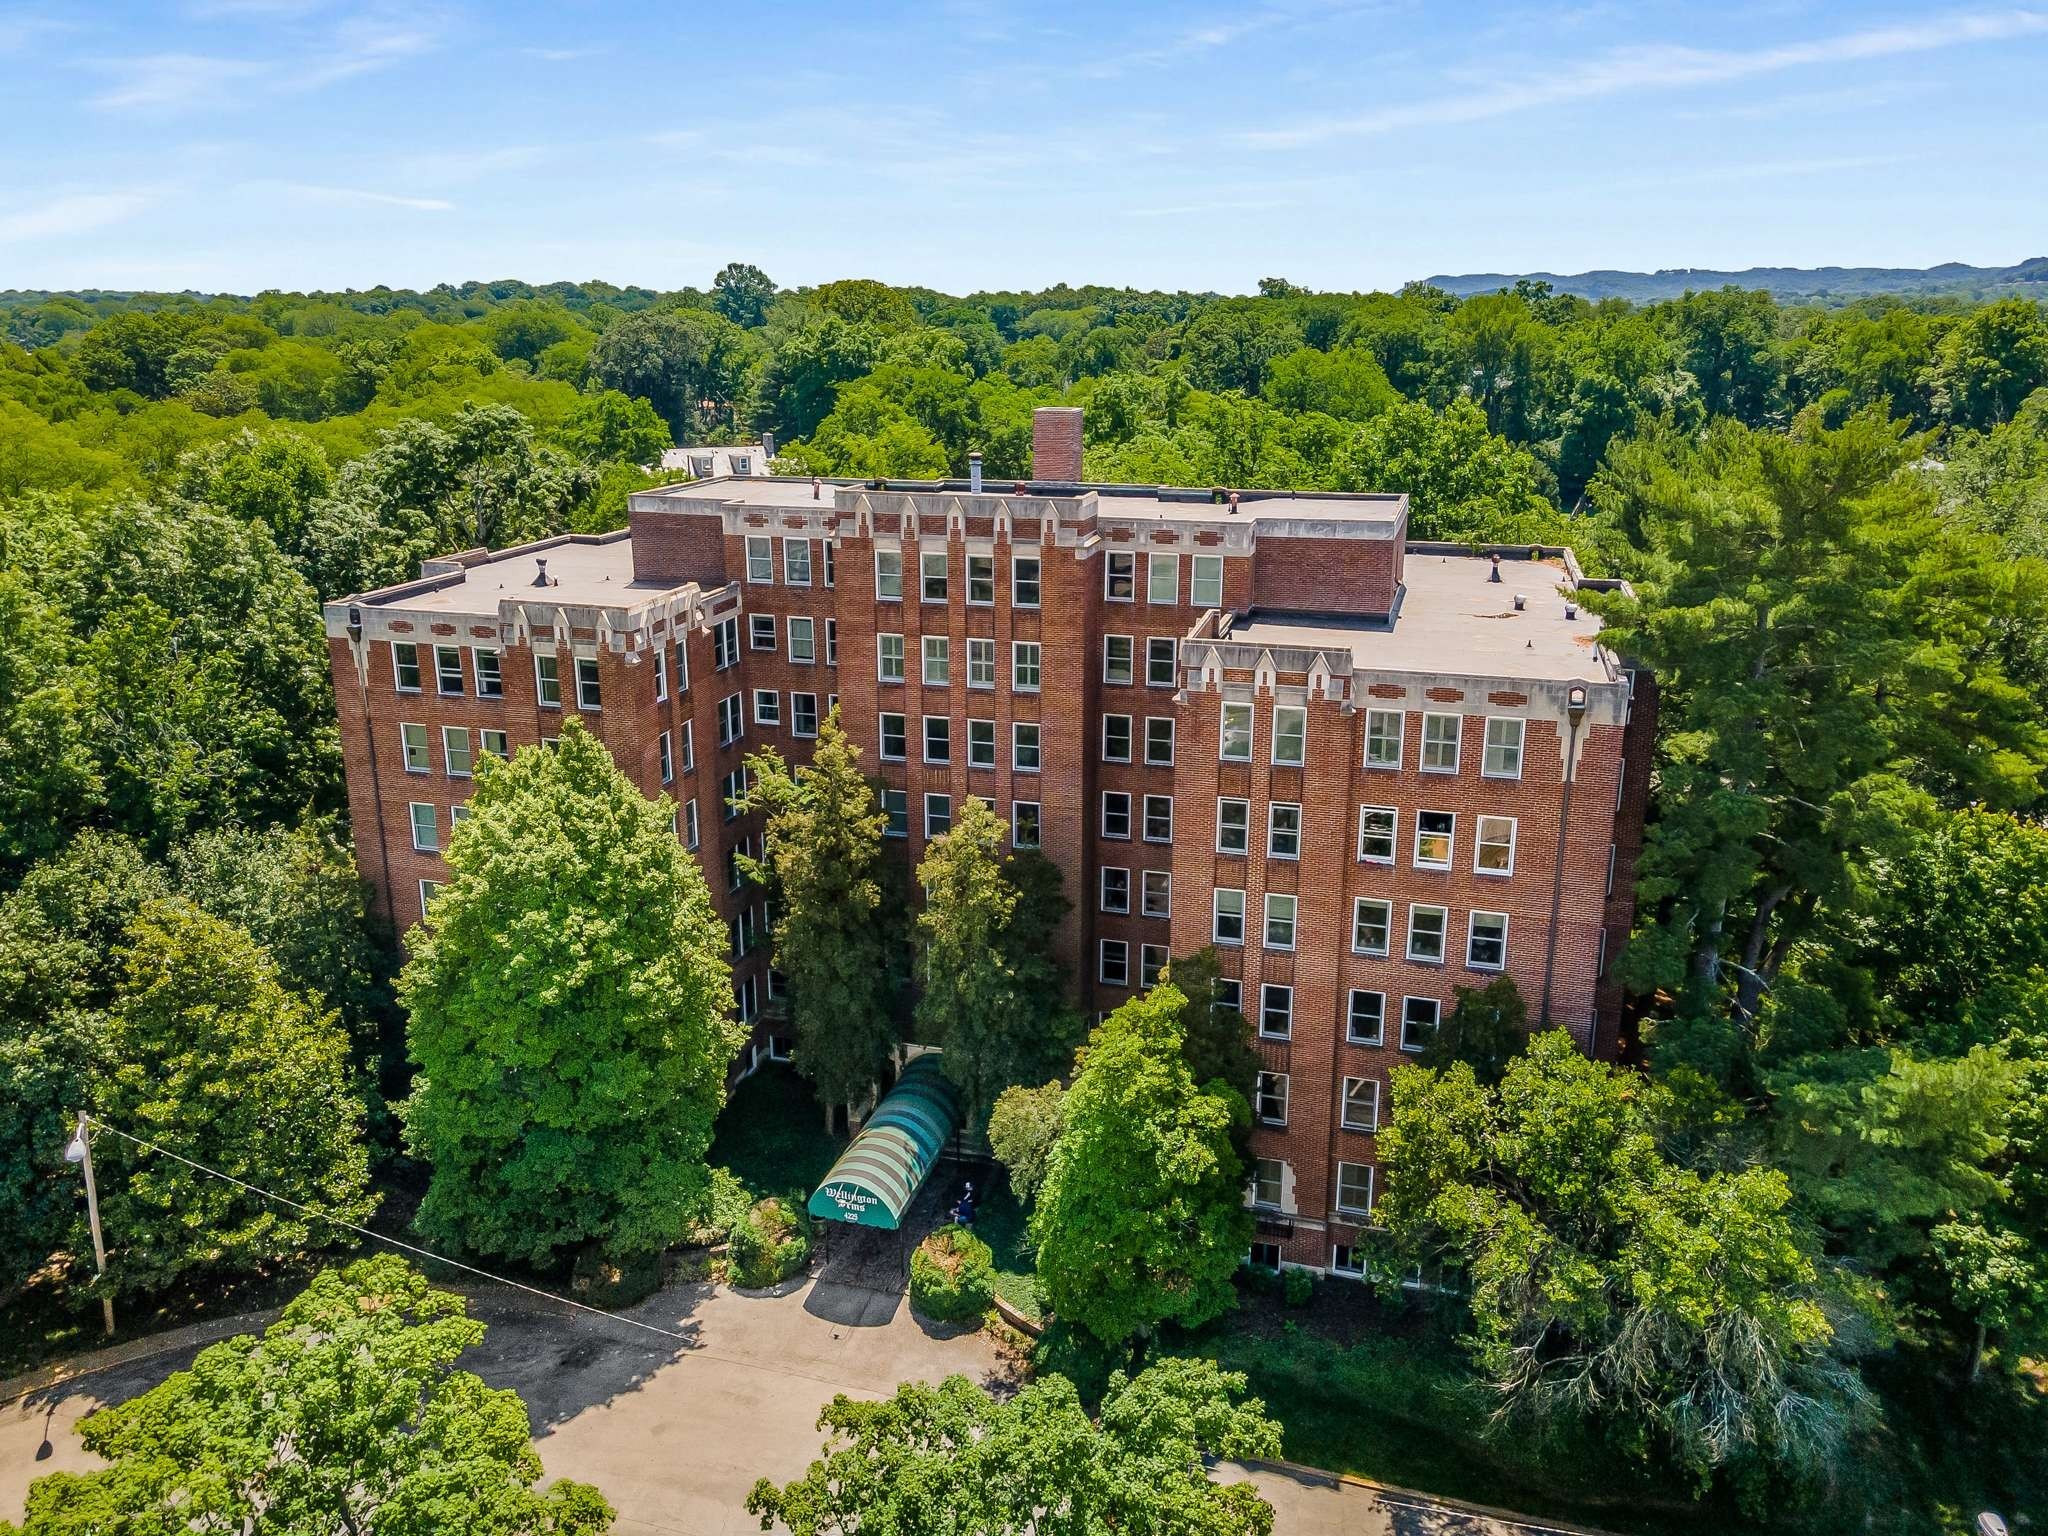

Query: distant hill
left=1424, top=258, right=2048, bottom=304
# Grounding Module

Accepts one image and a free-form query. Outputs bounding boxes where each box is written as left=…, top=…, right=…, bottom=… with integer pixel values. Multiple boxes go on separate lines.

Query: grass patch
left=972, top=1183, right=1043, bottom=1324
left=708, top=1064, right=844, bottom=1199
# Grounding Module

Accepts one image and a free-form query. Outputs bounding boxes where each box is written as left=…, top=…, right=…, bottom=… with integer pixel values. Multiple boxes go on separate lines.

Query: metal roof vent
left=532, top=558, right=550, bottom=588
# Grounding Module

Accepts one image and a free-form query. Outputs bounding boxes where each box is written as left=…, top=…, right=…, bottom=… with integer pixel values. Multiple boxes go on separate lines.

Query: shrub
left=726, top=1197, right=811, bottom=1289
left=1238, top=1261, right=1283, bottom=1298
left=909, top=1223, right=997, bottom=1324
left=569, top=1245, right=664, bottom=1309
left=1283, top=1265, right=1316, bottom=1308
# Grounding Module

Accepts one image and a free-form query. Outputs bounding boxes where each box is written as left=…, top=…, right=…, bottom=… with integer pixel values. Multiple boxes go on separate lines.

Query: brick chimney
left=1031, top=407, right=1083, bottom=482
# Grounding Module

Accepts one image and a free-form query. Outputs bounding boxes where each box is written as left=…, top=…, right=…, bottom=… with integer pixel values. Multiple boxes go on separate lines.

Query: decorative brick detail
left=430, top=623, right=457, bottom=636
left=1488, top=690, right=1529, bottom=706
left=1368, top=683, right=1406, bottom=699
left=1425, top=686, right=1465, bottom=702
left=388, top=620, right=413, bottom=633
left=469, top=625, right=496, bottom=639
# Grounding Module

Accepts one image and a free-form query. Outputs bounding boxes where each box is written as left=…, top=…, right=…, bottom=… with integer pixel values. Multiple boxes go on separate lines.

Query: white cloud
left=281, top=182, right=454, bottom=211
left=519, top=44, right=608, bottom=62
left=90, top=51, right=264, bottom=110
left=0, top=189, right=156, bottom=243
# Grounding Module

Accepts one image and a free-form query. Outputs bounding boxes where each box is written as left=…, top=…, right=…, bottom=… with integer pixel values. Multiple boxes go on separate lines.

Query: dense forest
left=3, top=266, right=2048, bottom=1532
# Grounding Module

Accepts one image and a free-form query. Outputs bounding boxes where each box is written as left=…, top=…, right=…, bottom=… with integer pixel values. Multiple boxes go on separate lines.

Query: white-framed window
left=882, top=788, right=908, bottom=837
left=435, top=645, right=464, bottom=696
left=745, top=535, right=774, bottom=583
left=1251, top=1157, right=1285, bottom=1210
left=442, top=725, right=472, bottom=778
left=1146, top=551, right=1178, bottom=605
left=1012, top=641, right=1041, bottom=691
left=1213, top=888, right=1246, bottom=945
left=1265, top=892, right=1297, bottom=950
left=1099, top=938, right=1130, bottom=986
left=1012, top=554, right=1041, bottom=607
left=1191, top=554, right=1223, bottom=607
left=1268, top=802, right=1302, bottom=859
left=1341, top=1077, right=1380, bottom=1132
left=1220, top=701, right=1253, bottom=762
left=1100, top=866, right=1130, bottom=913
left=1421, top=712, right=1461, bottom=773
left=790, top=692, right=819, bottom=738
left=966, top=553, right=995, bottom=605
left=534, top=655, right=562, bottom=708
left=474, top=647, right=503, bottom=698
left=450, top=803, right=472, bottom=828
left=1467, top=910, right=1509, bottom=970
left=1331, top=1244, right=1365, bottom=1279
left=1012, top=800, right=1040, bottom=849
left=418, top=878, right=444, bottom=913
left=1607, top=842, right=1617, bottom=895
left=1216, top=978, right=1243, bottom=1013
left=1477, top=815, right=1517, bottom=876
left=1146, top=636, right=1177, bottom=687
left=408, top=801, right=437, bottom=852
left=922, top=635, right=950, bottom=685
left=682, top=798, right=700, bottom=849
left=1216, top=798, right=1250, bottom=854
left=391, top=641, right=422, bottom=692
left=1272, top=704, right=1306, bottom=766
left=400, top=721, right=430, bottom=772
left=721, top=766, right=747, bottom=821
left=922, top=715, right=951, bottom=764
left=1140, top=942, right=1168, bottom=987
left=877, top=633, right=905, bottom=683
left=1104, top=550, right=1136, bottom=601
left=787, top=616, right=816, bottom=664
left=717, top=692, right=744, bottom=746
left=1352, top=897, right=1392, bottom=956
left=1103, top=635, right=1134, bottom=685
left=824, top=619, right=837, bottom=666
left=1013, top=721, right=1041, bottom=771
left=1336, top=1161, right=1374, bottom=1216
left=674, top=637, right=692, bottom=692
left=1101, top=791, right=1132, bottom=839
left=736, top=974, right=759, bottom=1022
left=679, top=719, right=695, bottom=771
left=1142, top=794, right=1173, bottom=842
left=712, top=617, right=739, bottom=670
left=1364, top=707, right=1403, bottom=769
left=1407, top=904, right=1448, bottom=963
left=1598, top=927, right=1609, bottom=978
left=659, top=730, right=674, bottom=784
left=480, top=728, right=509, bottom=761
left=924, top=792, right=953, bottom=838
left=1400, top=995, right=1440, bottom=1052
left=1358, top=805, right=1396, bottom=863
left=967, top=637, right=996, bottom=688
left=1102, top=715, right=1132, bottom=763
left=1415, top=810, right=1455, bottom=870
left=1143, top=716, right=1174, bottom=766
left=784, top=538, right=812, bottom=586
left=749, top=613, right=777, bottom=651
left=753, top=689, right=780, bottom=727
left=921, top=550, right=948, bottom=602
left=652, top=645, right=668, bottom=701
left=1255, top=1070, right=1288, bottom=1125
left=1260, top=983, right=1293, bottom=1039
left=968, top=718, right=996, bottom=769
left=1484, top=716, right=1525, bottom=779
left=822, top=541, right=836, bottom=589
left=1140, top=868, right=1171, bottom=918
left=575, top=656, right=602, bottom=710
left=875, top=549, right=903, bottom=600
left=1348, top=990, right=1386, bottom=1045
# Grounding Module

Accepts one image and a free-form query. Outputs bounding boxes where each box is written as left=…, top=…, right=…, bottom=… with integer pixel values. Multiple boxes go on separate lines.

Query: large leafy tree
left=738, top=709, right=901, bottom=1109
left=746, top=1357, right=1279, bottom=1536
left=587, top=307, right=754, bottom=441
left=1031, top=985, right=1250, bottom=1351
left=711, top=261, right=778, bottom=328
left=2, top=1256, right=613, bottom=1536
left=401, top=720, right=742, bottom=1267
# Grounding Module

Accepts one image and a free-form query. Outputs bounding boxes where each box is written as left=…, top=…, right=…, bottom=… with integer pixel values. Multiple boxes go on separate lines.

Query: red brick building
left=325, top=406, right=1652, bottom=1277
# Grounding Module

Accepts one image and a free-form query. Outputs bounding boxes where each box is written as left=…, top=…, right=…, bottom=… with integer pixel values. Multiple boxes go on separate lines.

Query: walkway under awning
left=807, top=1055, right=962, bottom=1231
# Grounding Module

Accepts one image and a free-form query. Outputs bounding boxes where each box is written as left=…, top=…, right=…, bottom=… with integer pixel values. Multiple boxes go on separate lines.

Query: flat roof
left=398, top=536, right=682, bottom=614
left=1229, top=552, right=1607, bottom=682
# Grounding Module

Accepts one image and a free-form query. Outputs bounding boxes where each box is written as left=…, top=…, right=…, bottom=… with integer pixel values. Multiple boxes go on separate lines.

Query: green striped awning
left=807, top=1055, right=962, bottom=1230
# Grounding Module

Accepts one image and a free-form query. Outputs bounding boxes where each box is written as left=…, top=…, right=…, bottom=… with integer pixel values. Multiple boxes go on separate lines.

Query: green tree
left=1181, top=301, right=1304, bottom=395
left=587, top=307, right=754, bottom=441
left=401, top=721, right=742, bottom=1267
left=987, top=1081, right=1064, bottom=1206
left=1928, top=298, right=2048, bottom=431
left=1031, top=986, right=1250, bottom=1352
left=2, top=1256, right=613, bottom=1536
left=746, top=1358, right=1279, bottom=1536
left=1161, top=947, right=1259, bottom=1162
left=173, top=427, right=332, bottom=561
left=711, top=261, right=778, bottom=327
left=559, top=389, right=673, bottom=466
left=1261, top=345, right=1399, bottom=420
left=1416, top=976, right=1531, bottom=1086
left=0, top=569, right=94, bottom=875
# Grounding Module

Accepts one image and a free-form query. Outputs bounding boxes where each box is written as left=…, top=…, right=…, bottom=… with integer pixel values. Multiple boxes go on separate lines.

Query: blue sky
left=2, top=1, right=2044, bottom=295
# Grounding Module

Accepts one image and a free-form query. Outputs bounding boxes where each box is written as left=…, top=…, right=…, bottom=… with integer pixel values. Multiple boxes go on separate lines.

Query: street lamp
left=65, top=1112, right=114, bottom=1337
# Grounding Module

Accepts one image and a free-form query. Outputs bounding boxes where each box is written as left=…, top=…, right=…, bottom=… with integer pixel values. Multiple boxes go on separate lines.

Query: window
left=1220, top=701, right=1253, bottom=761
left=1332, top=1244, right=1365, bottom=1278
left=1265, top=893, right=1297, bottom=950
left=1401, top=996, right=1441, bottom=1052
left=1216, top=799, right=1250, bottom=854
left=1216, top=978, right=1243, bottom=1012
left=753, top=689, right=780, bottom=727
left=392, top=642, right=422, bottom=692
left=1467, top=910, right=1508, bottom=970
left=1342, top=1077, right=1380, bottom=1132
left=1347, top=990, right=1386, bottom=1045
left=1252, top=1158, right=1284, bottom=1210
left=1100, top=866, right=1130, bottom=913
left=1142, top=794, right=1173, bottom=842
left=1138, top=872, right=1171, bottom=921
left=882, top=788, right=908, bottom=837
left=746, top=535, right=774, bottom=583
left=922, top=635, right=950, bottom=685
left=722, top=766, right=747, bottom=821
left=967, top=637, right=996, bottom=688
left=474, top=648, right=502, bottom=698
left=878, top=712, right=907, bottom=761
left=967, top=554, right=995, bottom=604
left=787, top=617, right=815, bottom=664
left=1146, top=551, right=1178, bottom=605
left=1191, top=554, right=1223, bottom=607
left=400, top=722, right=430, bottom=772
left=922, top=715, right=951, bottom=763
left=1101, top=791, right=1131, bottom=839
left=784, top=538, right=812, bottom=585
left=1268, top=803, right=1302, bottom=859
left=1102, top=715, right=1132, bottom=763
left=822, top=542, right=836, bottom=588
left=442, top=726, right=471, bottom=777
left=1213, top=888, right=1246, bottom=945
left=1260, top=983, right=1293, bottom=1038
left=1484, top=716, right=1525, bottom=778
left=1415, top=810, right=1455, bottom=869
left=534, top=655, right=562, bottom=707
left=1104, top=550, right=1135, bottom=600
left=1255, top=1071, right=1289, bottom=1125
left=659, top=730, right=674, bottom=784
left=1012, top=800, right=1040, bottom=849
left=1352, top=898, right=1392, bottom=956
left=716, top=692, right=744, bottom=746
left=435, top=645, right=464, bottom=696
left=419, top=878, right=444, bottom=912
left=1013, top=554, right=1040, bottom=607
left=1146, top=636, right=1177, bottom=687
left=921, top=550, right=948, bottom=602
left=1012, top=641, right=1041, bottom=691
left=1407, top=904, right=1448, bottom=963
left=924, top=792, right=952, bottom=838
left=712, top=617, right=738, bottom=670
left=1336, top=1162, right=1374, bottom=1216
left=679, top=720, right=695, bottom=771
left=823, top=620, right=837, bottom=666
left=682, top=798, right=700, bottom=849
left=1421, top=712, right=1461, bottom=772
left=1364, top=708, right=1403, bottom=768
left=792, top=692, right=819, bottom=737
left=1013, top=722, right=1040, bottom=771
left=1103, top=636, right=1134, bottom=685
left=968, top=719, right=996, bottom=769
left=652, top=646, right=669, bottom=701
left=673, top=640, right=690, bottom=693
left=575, top=656, right=601, bottom=710
left=1466, top=819, right=1517, bottom=881
left=1099, top=939, right=1130, bottom=986
left=736, top=974, right=759, bottom=1021
left=408, top=802, right=437, bottom=852
left=1143, top=716, right=1174, bottom=765
left=877, top=633, right=905, bottom=683
left=749, top=614, right=777, bottom=651
left=1140, top=942, right=1168, bottom=987
left=1358, top=805, right=1396, bottom=863
left=480, top=728, right=510, bottom=761
left=1272, top=705, right=1306, bottom=766
left=875, top=549, right=903, bottom=600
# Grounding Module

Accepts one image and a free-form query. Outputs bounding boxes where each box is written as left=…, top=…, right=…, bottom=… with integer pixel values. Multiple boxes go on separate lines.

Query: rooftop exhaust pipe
left=1564, top=600, right=1578, bottom=620
left=812, top=476, right=822, bottom=500
left=532, top=558, right=550, bottom=588
left=761, top=429, right=776, bottom=460
left=968, top=451, right=983, bottom=494
left=1513, top=593, right=1526, bottom=611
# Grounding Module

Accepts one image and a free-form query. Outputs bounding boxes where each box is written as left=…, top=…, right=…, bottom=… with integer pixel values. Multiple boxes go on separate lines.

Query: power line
left=83, top=1115, right=697, bottom=1345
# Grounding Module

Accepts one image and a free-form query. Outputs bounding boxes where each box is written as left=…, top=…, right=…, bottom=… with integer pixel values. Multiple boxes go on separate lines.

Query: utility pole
left=64, top=1111, right=115, bottom=1337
